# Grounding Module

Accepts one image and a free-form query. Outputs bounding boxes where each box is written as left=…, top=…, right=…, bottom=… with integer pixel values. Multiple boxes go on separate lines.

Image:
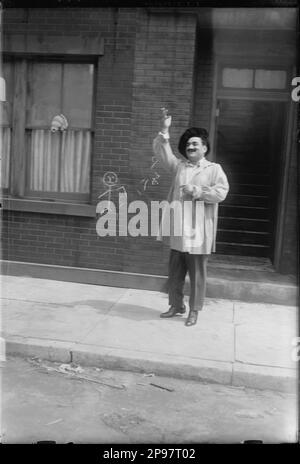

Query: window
left=1, top=58, right=95, bottom=203
left=254, top=69, right=287, bottom=89
left=222, top=68, right=254, bottom=88
left=221, top=66, right=288, bottom=91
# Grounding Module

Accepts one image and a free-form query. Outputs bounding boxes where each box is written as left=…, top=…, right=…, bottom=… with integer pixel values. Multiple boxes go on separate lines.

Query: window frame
left=1, top=53, right=97, bottom=206
left=0, top=127, right=12, bottom=195
left=216, top=57, right=293, bottom=101
left=220, top=66, right=289, bottom=91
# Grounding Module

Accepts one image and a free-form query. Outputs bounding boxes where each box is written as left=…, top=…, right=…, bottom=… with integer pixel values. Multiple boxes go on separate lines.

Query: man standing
left=153, top=108, right=229, bottom=326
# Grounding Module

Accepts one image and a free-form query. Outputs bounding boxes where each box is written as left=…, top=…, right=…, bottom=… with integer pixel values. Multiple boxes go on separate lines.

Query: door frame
left=209, top=58, right=296, bottom=270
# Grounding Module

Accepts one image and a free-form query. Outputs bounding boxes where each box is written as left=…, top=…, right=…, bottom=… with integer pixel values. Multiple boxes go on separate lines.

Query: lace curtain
left=28, top=129, right=91, bottom=193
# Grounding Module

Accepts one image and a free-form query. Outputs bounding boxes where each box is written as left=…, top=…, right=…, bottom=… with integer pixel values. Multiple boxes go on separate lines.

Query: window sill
left=1, top=197, right=96, bottom=217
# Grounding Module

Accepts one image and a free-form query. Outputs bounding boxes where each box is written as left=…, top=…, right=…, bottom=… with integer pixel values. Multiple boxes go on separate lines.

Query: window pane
left=60, top=130, right=91, bottom=193
left=28, top=130, right=60, bottom=191
left=62, top=64, right=94, bottom=129
left=2, top=62, right=14, bottom=125
left=254, top=70, right=287, bottom=89
left=27, top=63, right=62, bottom=126
left=0, top=127, right=11, bottom=188
left=26, top=62, right=93, bottom=197
left=222, top=68, right=254, bottom=88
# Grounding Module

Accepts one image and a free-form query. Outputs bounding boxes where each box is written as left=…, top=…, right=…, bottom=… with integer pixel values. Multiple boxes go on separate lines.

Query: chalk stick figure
left=97, top=171, right=127, bottom=214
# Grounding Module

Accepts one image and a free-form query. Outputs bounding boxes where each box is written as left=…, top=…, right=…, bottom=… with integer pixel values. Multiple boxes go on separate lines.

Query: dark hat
left=178, top=127, right=210, bottom=158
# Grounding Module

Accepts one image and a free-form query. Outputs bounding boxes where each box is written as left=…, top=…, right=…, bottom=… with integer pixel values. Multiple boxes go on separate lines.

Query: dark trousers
left=167, top=249, right=208, bottom=312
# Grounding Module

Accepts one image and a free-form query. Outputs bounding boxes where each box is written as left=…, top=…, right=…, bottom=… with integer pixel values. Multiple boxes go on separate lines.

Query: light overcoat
left=153, top=132, right=229, bottom=254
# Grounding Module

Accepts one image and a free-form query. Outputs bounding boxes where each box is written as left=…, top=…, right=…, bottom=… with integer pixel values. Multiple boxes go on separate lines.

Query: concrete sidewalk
left=0, top=275, right=298, bottom=392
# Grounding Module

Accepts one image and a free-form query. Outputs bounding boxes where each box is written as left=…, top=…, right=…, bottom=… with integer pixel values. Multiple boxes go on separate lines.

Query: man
left=153, top=108, right=229, bottom=327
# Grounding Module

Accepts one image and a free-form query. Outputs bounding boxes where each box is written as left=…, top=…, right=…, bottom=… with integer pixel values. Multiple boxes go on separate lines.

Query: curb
left=5, top=336, right=72, bottom=364
left=4, top=336, right=297, bottom=393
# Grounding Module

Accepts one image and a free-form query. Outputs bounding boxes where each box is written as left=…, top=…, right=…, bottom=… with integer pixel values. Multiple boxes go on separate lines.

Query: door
left=215, top=98, right=286, bottom=259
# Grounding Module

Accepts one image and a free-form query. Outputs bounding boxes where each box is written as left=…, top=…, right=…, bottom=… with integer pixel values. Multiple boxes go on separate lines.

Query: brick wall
left=124, top=10, right=198, bottom=274
left=2, top=210, right=126, bottom=269
left=2, top=7, right=137, bottom=273
left=2, top=7, right=199, bottom=276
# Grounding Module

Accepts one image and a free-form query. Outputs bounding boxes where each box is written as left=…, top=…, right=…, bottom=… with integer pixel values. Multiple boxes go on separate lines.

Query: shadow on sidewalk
left=68, top=299, right=184, bottom=323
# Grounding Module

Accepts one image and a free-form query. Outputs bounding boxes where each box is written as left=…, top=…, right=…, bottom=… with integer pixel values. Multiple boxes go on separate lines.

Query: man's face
left=186, top=137, right=207, bottom=163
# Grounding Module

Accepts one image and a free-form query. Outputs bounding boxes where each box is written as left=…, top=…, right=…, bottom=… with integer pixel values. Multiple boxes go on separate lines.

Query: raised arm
left=152, top=108, right=179, bottom=174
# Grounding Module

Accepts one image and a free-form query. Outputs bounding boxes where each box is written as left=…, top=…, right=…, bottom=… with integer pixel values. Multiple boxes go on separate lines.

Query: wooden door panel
left=216, top=98, right=285, bottom=258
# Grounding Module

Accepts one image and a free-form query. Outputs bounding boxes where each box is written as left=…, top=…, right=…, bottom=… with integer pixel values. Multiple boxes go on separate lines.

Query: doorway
left=215, top=98, right=287, bottom=260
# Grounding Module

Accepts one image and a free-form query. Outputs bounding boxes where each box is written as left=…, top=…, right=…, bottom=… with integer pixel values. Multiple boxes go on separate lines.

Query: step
left=218, top=229, right=270, bottom=246
left=218, top=217, right=270, bottom=232
left=219, top=204, right=269, bottom=219
left=216, top=242, right=270, bottom=257
left=208, top=254, right=274, bottom=271
left=225, top=194, right=269, bottom=207
left=224, top=173, right=270, bottom=185
left=1, top=259, right=297, bottom=306
left=229, top=184, right=271, bottom=196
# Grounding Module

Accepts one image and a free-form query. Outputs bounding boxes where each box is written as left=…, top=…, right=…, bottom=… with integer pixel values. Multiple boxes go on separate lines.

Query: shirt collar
left=185, top=157, right=207, bottom=168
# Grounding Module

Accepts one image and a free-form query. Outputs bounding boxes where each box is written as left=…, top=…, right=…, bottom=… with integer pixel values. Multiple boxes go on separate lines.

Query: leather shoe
left=160, top=305, right=186, bottom=318
left=185, top=310, right=198, bottom=327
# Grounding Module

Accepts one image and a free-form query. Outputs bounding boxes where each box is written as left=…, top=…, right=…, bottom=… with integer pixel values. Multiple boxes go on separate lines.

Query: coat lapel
left=190, top=158, right=214, bottom=181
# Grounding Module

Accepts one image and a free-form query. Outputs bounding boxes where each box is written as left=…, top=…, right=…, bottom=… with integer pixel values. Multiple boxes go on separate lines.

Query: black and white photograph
left=0, top=0, right=299, bottom=448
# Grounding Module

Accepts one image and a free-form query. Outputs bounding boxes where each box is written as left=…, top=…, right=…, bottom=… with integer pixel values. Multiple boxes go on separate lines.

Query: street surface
left=1, top=356, right=297, bottom=444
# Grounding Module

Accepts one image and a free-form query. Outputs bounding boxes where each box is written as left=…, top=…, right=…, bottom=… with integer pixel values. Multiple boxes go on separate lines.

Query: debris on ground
left=45, top=418, right=63, bottom=426
left=70, top=374, right=126, bottom=390
left=27, top=357, right=125, bottom=389
left=58, top=363, right=84, bottom=374
left=150, top=382, right=175, bottom=392
left=136, top=380, right=175, bottom=391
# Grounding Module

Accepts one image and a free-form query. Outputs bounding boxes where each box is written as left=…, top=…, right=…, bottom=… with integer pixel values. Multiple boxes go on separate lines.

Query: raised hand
left=160, top=107, right=172, bottom=133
